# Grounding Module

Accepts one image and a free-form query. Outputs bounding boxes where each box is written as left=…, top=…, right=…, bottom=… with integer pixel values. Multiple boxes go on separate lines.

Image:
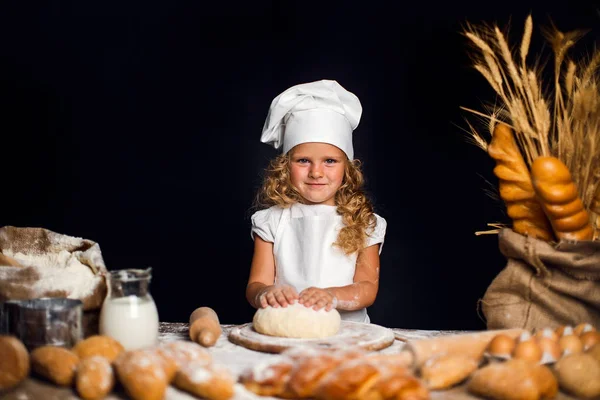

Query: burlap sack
left=0, top=226, right=108, bottom=311
left=481, top=228, right=600, bottom=330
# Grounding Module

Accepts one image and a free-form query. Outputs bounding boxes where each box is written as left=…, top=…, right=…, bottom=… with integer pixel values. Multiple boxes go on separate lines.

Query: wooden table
left=0, top=322, right=576, bottom=400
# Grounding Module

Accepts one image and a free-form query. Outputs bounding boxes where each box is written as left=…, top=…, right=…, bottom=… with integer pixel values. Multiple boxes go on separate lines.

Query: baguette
left=531, top=156, right=594, bottom=241
left=488, top=123, right=554, bottom=241
left=400, top=328, right=524, bottom=369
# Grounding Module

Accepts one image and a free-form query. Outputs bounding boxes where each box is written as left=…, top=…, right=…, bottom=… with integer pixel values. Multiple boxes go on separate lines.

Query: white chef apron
left=256, top=203, right=373, bottom=323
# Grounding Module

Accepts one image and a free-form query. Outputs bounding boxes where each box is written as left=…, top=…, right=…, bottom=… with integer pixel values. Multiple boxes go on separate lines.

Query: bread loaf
left=72, top=335, right=124, bottom=363
left=313, top=358, right=381, bottom=400
left=240, top=355, right=295, bottom=397
left=155, top=340, right=212, bottom=369
left=241, top=347, right=428, bottom=400
left=363, top=362, right=429, bottom=400
left=419, top=354, right=479, bottom=390
left=531, top=156, right=594, bottom=241
left=75, top=356, right=115, bottom=400
left=0, top=335, right=30, bottom=390
left=31, top=345, right=79, bottom=386
left=113, top=349, right=176, bottom=400
left=172, top=361, right=235, bottom=400
left=488, top=123, right=554, bottom=241
left=554, top=353, right=600, bottom=398
left=468, top=359, right=557, bottom=400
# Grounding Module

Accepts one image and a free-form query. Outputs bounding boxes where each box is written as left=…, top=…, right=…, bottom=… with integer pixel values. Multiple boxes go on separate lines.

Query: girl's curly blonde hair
left=253, top=154, right=377, bottom=255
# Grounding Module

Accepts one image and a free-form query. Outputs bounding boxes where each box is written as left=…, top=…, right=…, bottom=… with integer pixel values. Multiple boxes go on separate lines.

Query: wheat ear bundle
left=462, top=15, right=600, bottom=241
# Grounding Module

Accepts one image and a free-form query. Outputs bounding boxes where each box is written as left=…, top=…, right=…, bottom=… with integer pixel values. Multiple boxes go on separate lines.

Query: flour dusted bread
left=155, top=340, right=212, bottom=369
left=420, top=354, right=479, bottom=390
left=75, top=356, right=115, bottom=400
left=241, top=347, right=428, bottom=400
left=0, top=335, right=30, bottom=390
left=31, top=345, right=79, bottom=386
left=173, top=361, right=235, bottom=400
left=114, top=349, right=176, bottom=400
left=253, top=301, right=341, bottom=338
left=72, top=335, right=124, bottom=363
left=240, top=355, right=295, bottom=397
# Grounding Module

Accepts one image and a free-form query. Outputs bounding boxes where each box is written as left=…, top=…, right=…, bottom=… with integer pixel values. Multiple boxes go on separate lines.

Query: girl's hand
left=298, top=287, right=337, bottom=311
left=256, top=285, right=298, bottom=308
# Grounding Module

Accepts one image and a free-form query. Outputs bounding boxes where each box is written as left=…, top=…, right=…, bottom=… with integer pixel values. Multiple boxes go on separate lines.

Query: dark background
left=0, top=1, right=598, bottom=330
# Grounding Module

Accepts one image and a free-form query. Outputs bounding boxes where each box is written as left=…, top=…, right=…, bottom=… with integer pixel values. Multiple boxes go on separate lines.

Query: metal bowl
left=0, top=298, right=82, bottom=350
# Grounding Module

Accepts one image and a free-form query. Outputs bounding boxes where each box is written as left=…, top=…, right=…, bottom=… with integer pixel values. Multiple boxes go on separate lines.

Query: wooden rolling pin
left=189, top=307, right=222, bottom=347
left=400, top=328, right=525, bottom=368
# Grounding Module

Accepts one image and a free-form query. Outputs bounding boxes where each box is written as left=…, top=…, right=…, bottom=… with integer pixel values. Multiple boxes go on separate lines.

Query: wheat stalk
left=463, top=15, right=600, bottom=239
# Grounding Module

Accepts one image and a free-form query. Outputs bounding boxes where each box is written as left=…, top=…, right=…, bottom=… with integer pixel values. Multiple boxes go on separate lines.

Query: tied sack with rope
left=481, top=228, right=600, bottom=330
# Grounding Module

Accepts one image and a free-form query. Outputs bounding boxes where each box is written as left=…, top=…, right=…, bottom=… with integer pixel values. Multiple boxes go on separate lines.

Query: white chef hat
left=260, top=79, right=362, bottom=160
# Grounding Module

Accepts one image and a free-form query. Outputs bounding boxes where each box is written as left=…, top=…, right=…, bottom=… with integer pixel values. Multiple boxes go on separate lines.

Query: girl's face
left=289, top=142, right=346, bottom=206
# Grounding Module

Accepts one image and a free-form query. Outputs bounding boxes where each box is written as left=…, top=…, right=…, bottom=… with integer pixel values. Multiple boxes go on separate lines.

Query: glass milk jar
left=99, top=268, right=159, bottom=350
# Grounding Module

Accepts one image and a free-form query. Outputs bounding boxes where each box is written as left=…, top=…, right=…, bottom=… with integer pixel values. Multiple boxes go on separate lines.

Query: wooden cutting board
left=228, top=321, right=395, bottom=353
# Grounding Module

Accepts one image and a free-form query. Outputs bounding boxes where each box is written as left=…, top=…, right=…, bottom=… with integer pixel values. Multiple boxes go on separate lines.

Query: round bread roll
left=73, top=335, right=124, bottom=363
left=0, top=336, right=30, bottom=390
left=31, top=346, right=79, bottom=386
left=253, top=302, right=341, bottom=339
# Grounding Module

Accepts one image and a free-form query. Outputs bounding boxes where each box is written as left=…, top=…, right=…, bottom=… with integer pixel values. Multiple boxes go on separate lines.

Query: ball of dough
left=253, top=302, right=341, bottom=338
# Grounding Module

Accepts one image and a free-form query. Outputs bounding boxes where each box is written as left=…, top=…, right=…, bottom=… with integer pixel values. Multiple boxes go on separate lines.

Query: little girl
left=246, top=79, right=387, bottom=323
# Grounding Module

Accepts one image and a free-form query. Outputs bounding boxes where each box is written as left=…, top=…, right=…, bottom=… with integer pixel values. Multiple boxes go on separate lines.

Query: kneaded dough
left=253, top=302, right=341, bottom=339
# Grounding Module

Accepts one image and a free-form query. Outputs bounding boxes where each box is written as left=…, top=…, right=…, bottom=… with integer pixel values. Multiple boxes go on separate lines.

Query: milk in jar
left=99, top=268, right=159, bottom=350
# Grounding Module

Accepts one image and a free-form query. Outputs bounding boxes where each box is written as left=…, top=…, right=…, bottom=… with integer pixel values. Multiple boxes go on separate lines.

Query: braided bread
left=488, top=123, right=554, bottom=241
left=240, top=347, right=429, bottom=400
left=531, top=156, right=594, bottom=241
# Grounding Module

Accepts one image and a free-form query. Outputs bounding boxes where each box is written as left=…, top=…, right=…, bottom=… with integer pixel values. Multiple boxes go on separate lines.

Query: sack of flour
left=480, top=228, right=600, bottom=330
left=0, top=226, right=108, bottom=311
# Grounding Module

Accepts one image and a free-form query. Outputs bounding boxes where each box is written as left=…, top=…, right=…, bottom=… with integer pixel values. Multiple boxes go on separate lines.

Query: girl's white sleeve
left=250, top=208, right=276, bottom=243
left=366, top=214, right=387, bottom=254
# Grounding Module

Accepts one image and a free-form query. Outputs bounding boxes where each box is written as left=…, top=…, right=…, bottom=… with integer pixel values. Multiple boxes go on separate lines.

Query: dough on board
left=253, top=302, right=341, bottom=339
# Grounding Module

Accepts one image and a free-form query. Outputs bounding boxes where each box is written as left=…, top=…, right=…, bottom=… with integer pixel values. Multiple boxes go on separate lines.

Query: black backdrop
left=0, top=1, right=598, bottom=330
